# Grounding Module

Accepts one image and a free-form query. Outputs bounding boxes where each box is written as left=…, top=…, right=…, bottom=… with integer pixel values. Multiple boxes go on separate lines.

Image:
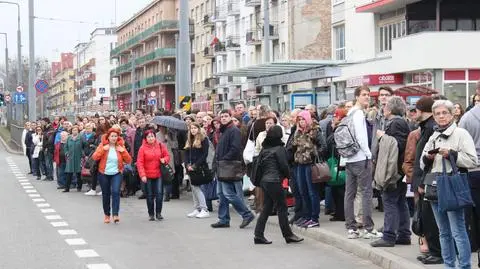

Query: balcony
left=227, top=2, right=240, bottom=16
left=112, top=84, right=132, bottom=95
left=138, top=74, right=176, bottom=89
left=262, top=24, right=279, bottom=40
left=245, top=0, right=261, bottom=7
left=212, top=9, right=227, bottom=22
left=111, top=48, right=176, bottom=77
left=204, top=77, right=218, bottom=89
left=227, top=76, right=242, bottom=86
left=204, top=46, right=215, bottom=58
left=226, top=36, right=241, bottom=51
left=110, top=20, right=179, bottom=57
left=214, top=42, right=227, bottom=55
left=203, top=14, right=214, bottom=28
left=246, top=28, right=262, bottom=46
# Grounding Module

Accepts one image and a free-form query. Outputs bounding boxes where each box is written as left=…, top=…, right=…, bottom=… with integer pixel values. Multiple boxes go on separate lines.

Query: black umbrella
left=150, top=116, right=188, bottom=131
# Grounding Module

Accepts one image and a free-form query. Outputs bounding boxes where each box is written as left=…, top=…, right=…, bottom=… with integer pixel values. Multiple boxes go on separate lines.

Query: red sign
left=364, top=74, right=404, bottom=85
left=118, top=99, right=124, bottom=110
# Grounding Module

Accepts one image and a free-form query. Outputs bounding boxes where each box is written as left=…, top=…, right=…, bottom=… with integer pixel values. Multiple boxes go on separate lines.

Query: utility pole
left=263, top=0, right=270, bottom=63
left=0, top=33, right=8, bottom=92
left=28, top=0, right=36, bottom=121
left=130, top=52, right=136, bottom=112
left=177, top=0, right=191, bottom=110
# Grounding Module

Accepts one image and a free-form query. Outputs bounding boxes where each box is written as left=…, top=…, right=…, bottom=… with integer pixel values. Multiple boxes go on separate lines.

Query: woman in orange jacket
left=136, top=129, right=170, bottom=221
left=92, top=128, right=132, bottom=224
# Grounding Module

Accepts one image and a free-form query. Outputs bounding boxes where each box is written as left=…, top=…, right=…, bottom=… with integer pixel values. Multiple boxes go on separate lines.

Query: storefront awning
left=394, top=85, right=438, bottom=96
left=356, top=0, right=421, bottom=13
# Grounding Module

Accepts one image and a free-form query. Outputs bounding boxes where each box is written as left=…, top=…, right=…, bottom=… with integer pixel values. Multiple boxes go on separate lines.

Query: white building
left=332, top=0, right=480, bottom=106
left=74, top=28, right=117, bottom=113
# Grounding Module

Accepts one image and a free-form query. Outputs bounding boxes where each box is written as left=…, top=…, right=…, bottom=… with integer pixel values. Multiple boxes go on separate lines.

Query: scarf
left=433, top=122, right=453, bottom=133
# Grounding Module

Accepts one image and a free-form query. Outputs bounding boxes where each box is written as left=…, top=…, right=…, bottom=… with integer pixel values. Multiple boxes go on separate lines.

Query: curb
left=0, top=133, right=23, bottom=155
left=268, top=219, right=425, bottom=269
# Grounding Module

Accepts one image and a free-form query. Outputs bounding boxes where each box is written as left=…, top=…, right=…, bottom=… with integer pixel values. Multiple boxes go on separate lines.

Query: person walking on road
left=136, top=129, right=170, bottom=221
left=92, top=128, right=132, bottom=224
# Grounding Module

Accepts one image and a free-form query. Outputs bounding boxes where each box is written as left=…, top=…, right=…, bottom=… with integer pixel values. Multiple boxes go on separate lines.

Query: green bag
left=327, top=153, right=346, bottom=186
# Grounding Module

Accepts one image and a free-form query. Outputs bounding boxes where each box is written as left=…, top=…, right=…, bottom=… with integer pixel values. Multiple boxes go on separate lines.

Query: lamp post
left=0, top=32, right=8, bottom=91
left=0, top=1, right=21, bottom=87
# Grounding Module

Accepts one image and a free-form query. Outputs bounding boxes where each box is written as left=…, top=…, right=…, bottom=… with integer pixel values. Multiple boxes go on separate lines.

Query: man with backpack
left=335, top=86, right=381, bottom=239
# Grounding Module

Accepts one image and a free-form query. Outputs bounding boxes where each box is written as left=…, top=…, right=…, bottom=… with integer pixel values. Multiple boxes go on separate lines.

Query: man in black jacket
left=412, top=96, right=442, bottom=265
left=211, top=110, right=255, bottom=229
left=42, top=122, right=55, bottom=181
left=133, top=117, right=147, bottom=199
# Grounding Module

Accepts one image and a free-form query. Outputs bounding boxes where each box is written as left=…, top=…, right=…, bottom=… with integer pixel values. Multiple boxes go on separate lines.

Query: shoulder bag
left=217, top=160, right=244, bottom=181
left=243, top=122, right=255, bottom=164
left=437, top=154, right=473, bottom=212
left=311, top=146, right=331, bottom=184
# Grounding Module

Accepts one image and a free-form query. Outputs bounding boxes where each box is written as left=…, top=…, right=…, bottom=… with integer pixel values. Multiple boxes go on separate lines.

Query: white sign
left=16, top=86, right=23, bottom=93
left=150, top=91, right=156, bottom=97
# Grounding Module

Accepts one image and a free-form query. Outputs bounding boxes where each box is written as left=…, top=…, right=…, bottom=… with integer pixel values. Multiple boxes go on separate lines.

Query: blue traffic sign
left=35, top=79, right=49, bottom=94
left=148, top=98, right=157, bottom=106
left=13, top=92, right=27, bottom=104
left=99, top=87, right=105, bottom=94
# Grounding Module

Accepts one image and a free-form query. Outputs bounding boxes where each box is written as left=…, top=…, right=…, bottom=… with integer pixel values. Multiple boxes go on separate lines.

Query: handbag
left=411, top=198, right=424, bottom=236
left=201, top=178, right=218, bottom=200
left=80, top=156, right=91, bottom=177
left=243, top=122, right=256, bottom=164
left=161, top=163, right=175, bottom=185
left=423, top=172, right=438, bottom=201
left=217, top=160, right=244, bottom=181
left=311, top=148, right=331, bottom=184
left=188, top=163, right=213, bottom=186
left=437, top=155, right=473, bottom=212
left=326, top=149, right=346, bottom=186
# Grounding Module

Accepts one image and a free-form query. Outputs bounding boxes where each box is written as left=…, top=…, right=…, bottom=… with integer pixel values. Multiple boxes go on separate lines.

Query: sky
left=0, top=0, right=153, bottom=63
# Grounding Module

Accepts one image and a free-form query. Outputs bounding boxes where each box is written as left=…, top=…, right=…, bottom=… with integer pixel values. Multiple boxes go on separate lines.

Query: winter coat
left=292, top=122, right=326, bottom=165
left=383, top=116, right=410, bottom=178
left=421, top=123, right=478, bottom=176
left=137, top=140, right=170, bottom=179
left=43, top=128, right=56, bottom=155
left=81, top=133, right=97, bottom=157
left=22, top=129, right=28, bottom=155
left=133, top=127, right=144, bottom=163
left=285, top=125, right=297, bottom=164
left=254, top=131, right=267, bottom=156
left=216, top=122, right=242, bottom=162
left=459, top=105, right=480, bottom=162
left=247, top=118, right=267, bottom=141
left=156, top=132, right=176, bottom=172
left=25, top=130, right=34, bottom=151
left=258, top=138, right=290, bottom=184
left=185, top=137, right=209, bottom=168
left=374, top=135, right=401, bottom=191
left=412, top=116, right=436, bottom=190
left=65, top=136, right=83, bottom=173
left=32, top=134, right=43, bottom=158
left=92, top=135, right=132, bottom=175
left=402, top=129, right=420, bottom=184
left=125, top=127, right=136, bottom=157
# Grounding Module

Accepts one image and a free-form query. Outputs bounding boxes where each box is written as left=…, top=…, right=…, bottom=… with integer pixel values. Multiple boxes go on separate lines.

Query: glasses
left=379, top=93, right=392, bottom=97
left=434, top=111, right=451, bottom=117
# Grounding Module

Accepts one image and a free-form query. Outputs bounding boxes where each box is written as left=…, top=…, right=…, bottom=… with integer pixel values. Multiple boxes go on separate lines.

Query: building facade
left=332, top=0, right=480, bottom=107
left=110, top=0, right=181, bottom=112
left=74, top=28, right=117, bottom=114
left=47, top=53, right=75, bottom=117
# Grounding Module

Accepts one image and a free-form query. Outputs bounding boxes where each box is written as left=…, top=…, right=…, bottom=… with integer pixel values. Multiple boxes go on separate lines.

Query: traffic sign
left=150, top=91, right=156, bottom=97
left=179, top=96, right=191, bottom=111
left=35, top=80, right=49, bottom=94
left=13, top=92, right=27, bottom=104
left=148, top=98, right=157, bottom=106
left=16, top=86, right=24, bottom=93
left=99, top=87, right=105, bottom=94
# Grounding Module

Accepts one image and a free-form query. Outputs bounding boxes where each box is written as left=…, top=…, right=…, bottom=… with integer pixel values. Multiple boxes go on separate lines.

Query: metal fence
left=9, top=121, right=24, bottom=152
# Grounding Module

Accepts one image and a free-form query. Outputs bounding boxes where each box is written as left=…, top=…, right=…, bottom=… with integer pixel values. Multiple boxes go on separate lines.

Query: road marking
left=58, top=229, right=77, bottom=235
left=32, top=198, right=46, bottom=202
left=50, top=221, right=68, bottom=227
left=45, top=215, right=62, bottom=220
left=28, top=194, right=41, bottom=197
left=40, top=208, right=56, bottom=213
left=25, top=190, right=37, bottom=193
left=65, top=238, right=87, bottom=246
left=86, top=264, right=112, bottom=269
left=20, top=182, right=31, bottom=185
left=18, top=180, right=29, bottom=182
left=36, top=203, right=50, bottom=208
left=74, top=249, right=99, bottom=258
left=16, top=177, right=27, bottom=179
left=23, top=185, right=34, bottom=189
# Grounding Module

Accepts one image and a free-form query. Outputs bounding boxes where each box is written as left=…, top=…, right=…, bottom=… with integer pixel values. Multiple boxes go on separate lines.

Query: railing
left=246, top=28, right=262, bottom=44
left=9, top=122, right=24, bottom=152
left=110, top=20, right=179, bottom=57
left=214, top=42, right=226, bottom=54
left=227, top=1, right=240, bottom=15
left=245, top=0, right=261, bottom=6
left=111, top=48, right=176, bottom=77
left=226, top=36, right=241, bottom=50
left=204, top=46, right=214, bottom=57
left=203, top=14, right=214, bottom=26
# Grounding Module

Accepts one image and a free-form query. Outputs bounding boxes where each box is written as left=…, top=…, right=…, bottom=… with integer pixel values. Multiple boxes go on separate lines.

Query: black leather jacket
left=259, top=139, right=290, bottom=184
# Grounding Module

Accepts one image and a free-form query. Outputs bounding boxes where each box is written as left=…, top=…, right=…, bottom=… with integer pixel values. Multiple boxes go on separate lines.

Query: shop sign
left=365, top=74, right=404, bottom=85
left=346, top=76, right=368, bottom=88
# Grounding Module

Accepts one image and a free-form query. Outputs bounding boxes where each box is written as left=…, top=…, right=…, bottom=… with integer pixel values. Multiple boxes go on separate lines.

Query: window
left=201, top=4, right=204, bottom=17
left=333, top=25, right=345, bottom=60
left=379, top=20, right=406, bottom=52
left=458, top=19, right=474, bottom=31
left=441, top=19, right=456, bottom=31
left=444, top=83, right=467, bottom=106
left=206, top=0, right=210, bottom=13
left=281, top=42, right=285, bottom=59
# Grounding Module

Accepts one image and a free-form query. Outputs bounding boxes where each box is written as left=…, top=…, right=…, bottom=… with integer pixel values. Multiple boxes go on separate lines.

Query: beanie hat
left=415, top=96, right=435, bottom=113
left=266, top=125, right=283, bottom=140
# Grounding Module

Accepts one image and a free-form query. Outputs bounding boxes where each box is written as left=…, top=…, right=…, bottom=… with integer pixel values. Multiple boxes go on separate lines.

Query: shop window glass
left=476, top=19, right=480, bottom=30
left=444, top=83, right=467, bottom=107
left=408, top=20, right=436, bottom=34
left=441, top=19, right=456, bottom=31
left=458, top=19, right=474, bottom=31
left=468, top=83, right=478, bottom=105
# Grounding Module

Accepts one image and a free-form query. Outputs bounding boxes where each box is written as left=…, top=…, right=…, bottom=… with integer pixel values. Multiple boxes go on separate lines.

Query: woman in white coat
left=32, top=126, right=46, bottom=180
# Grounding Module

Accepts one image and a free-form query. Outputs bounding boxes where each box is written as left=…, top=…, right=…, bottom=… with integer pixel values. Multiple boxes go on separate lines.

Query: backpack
left=334, top=109, right=361, bottom=158
left=206, top=138, right=215, bottom=170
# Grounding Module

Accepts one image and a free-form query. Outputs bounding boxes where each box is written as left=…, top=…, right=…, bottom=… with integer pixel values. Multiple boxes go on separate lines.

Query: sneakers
left=299, top=220, right=320, bottom=228
left=187, top=210, right=201, bottom=218
left=85, top=190, right=97, bottom=196
left=97, top=191, right=102, bottom=196
left=363, top=229, right=383, bottom=239
left=104, top=215, right=111, bottom=224
left=196, top=210, right=210, bottom=219
left=347, top=229, right=361, bottom=239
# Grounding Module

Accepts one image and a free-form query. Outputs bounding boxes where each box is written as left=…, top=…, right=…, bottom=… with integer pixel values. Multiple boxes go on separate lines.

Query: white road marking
left=18, top=180, right=29, bottom=182
left=25, top=190, right=37, bottom=193
left=22, top=186, right=34, bottom=189
left=58, top=229, right=77, bottom=235
left=86, top=264, right=112, bottom=269
left=65, top=238, right=87, bottom=246
left=36, top=203, right=50, bottom=208
left=32, top=198, right=46, bottom=202
left=45, top=215, right=62, bottom=220
left=40, top=208, right=56, bottom=213
left=20, top=182, right=31, bottom=185
left=50, top=221, right=68, bottom=227
left=28, top=194, right=41, bottom=197
left=16, top=177, right=27, bottom=179
left=74, top=249, right=99, bottom=258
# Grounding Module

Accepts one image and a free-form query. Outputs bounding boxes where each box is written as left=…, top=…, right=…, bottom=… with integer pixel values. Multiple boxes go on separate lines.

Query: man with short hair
left=133, top=117, right=147, bottom=199
left=235, top=102, right=250, bottom=124
left=211, top=110, right=255, bottom=229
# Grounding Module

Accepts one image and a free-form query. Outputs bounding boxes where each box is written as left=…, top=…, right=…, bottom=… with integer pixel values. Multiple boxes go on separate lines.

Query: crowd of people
left=19, top=80, right=480, bottom=268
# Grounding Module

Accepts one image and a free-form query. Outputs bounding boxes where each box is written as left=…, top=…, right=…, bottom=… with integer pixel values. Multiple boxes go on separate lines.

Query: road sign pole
left=28, top=0, right=36, bottom=121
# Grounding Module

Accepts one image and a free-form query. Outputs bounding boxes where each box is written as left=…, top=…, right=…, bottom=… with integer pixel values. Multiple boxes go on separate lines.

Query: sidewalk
left=0, top=127, right=22, bottom=155
left=268, top=209, right=476, bottom=269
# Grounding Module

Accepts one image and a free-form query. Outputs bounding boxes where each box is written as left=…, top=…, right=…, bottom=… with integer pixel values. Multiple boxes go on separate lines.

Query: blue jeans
left=325, top=185, right=334, bottom=212
left=296, top=164, right=320, bottom=221
left=381, top=182, right=411, bottom=243
left=431, top=202, right=471, bottom=269
left=56, top=163, right=66, bottom=187
left=217, top=180, right=253, bottom=224
left=146, top=178, right=163, bottom=216
left=98, top=173, right=122, bottom=216
left=44, top=152, right=54, bottom=179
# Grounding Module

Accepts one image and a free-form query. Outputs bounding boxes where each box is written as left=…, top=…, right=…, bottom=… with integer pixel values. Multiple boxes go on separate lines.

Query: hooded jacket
left=136, top=139, right=170, bottom=179
left=459, top=105, right=480, bottom=162
left=92, top=133, right=132, bottom=175
left=292, top=110, right=326, bottom=165
left=258, top=136, right=290, bottom=184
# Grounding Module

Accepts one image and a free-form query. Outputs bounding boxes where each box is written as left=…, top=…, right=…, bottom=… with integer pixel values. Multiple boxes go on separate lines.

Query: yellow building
left=47, top=53, right=76, bottom=116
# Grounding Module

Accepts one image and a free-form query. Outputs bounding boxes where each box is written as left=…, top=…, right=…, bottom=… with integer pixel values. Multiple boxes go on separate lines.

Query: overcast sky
left=0, top=0, right=152, bottom=63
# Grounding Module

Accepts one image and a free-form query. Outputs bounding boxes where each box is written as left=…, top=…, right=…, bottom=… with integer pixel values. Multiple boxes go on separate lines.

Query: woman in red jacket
left=137, top=130, right=171, bottom=221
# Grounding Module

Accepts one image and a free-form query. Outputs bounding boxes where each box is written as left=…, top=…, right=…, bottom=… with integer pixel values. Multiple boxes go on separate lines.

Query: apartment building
left=332, top=0, right=480, bottom=106
left=110, top=0, right=180, bottom=112
left=47, top=53, right=75, bottom=117
left=74, top=28, right=117, bottom=114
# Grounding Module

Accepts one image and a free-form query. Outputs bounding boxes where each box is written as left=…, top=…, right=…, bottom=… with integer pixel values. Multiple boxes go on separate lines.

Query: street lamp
left=0, top=32, right=8, bottom=91
left=0, top=1, right=21, bottom=87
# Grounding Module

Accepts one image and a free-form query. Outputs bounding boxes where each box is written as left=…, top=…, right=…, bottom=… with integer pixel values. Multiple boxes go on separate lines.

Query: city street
left=0, top=149, right=379, bottom=269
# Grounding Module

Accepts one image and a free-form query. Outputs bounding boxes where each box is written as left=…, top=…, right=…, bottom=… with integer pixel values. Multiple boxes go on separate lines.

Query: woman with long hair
left=92, top=128, right=132, bottom=224
left=137, top=129, right=170, bottom=221
left=453, top=103, right=465, bottom=124
left=185, top=122, right=211, bottom=219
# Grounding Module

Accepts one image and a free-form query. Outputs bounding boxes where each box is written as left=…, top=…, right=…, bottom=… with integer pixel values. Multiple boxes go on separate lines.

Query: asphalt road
left=0, top=149, right=380, bottom=269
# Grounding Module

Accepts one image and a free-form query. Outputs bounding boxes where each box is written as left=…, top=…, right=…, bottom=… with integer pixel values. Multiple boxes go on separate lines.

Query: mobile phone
left=428, top=148, right=440, bottom=155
